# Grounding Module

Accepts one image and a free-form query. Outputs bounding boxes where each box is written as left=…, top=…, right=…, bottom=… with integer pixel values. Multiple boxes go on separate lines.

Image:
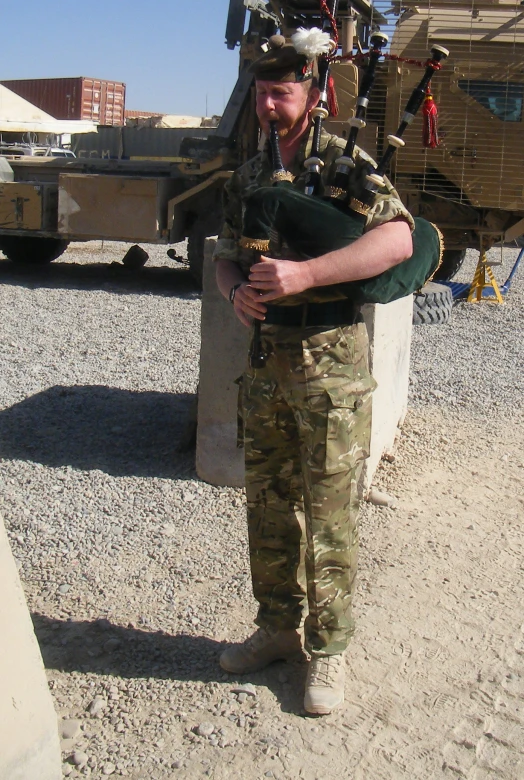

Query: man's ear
left=307, top=86, right=321, bottom=112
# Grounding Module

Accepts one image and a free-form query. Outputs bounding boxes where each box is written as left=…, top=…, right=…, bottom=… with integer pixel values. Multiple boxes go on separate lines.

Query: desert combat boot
left=219, top=626, right=303, bottom=674
left=304, top=654, right=345, bottom=715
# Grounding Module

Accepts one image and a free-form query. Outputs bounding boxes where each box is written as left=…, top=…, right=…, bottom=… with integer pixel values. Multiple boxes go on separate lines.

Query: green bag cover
left=341, top=217, right=443, bottom=304
left=242, top=184, right=443, bottom=304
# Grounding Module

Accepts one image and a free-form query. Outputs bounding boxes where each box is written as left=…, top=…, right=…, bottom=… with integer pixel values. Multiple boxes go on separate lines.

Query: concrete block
left=0, top=520, right=61, bottom=780
left=196, top=239, right=248, bottom=487
left=361, top=296, right=413, bottom=489
left=197, top=239, right=413, bottom=490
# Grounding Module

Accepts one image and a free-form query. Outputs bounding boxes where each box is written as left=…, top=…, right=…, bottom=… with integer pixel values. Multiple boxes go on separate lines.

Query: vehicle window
left=458, top=79, right=523, bottom=122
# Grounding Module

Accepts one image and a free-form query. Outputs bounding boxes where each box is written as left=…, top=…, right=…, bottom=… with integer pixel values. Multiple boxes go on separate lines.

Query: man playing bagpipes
left=213, top=24, right=415, bottom=715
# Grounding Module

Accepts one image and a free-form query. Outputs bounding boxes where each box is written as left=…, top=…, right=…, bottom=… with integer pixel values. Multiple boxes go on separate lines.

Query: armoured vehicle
left=224, top=0, right=524, bottom=280
left=370, top=0, right=524, bottom=278
left=0, top=0, right=523, bottom=283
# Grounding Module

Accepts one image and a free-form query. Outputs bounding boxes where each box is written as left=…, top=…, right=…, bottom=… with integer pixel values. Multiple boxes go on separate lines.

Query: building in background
left=125, top=109, right=166, bottom=122
left=0, top=78, right=125, bottom=126
left=125, top=110, right=220, bottom=129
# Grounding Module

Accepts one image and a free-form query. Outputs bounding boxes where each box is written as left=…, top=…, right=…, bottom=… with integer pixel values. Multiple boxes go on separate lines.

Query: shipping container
left=0, top=78, right=126, bottom=126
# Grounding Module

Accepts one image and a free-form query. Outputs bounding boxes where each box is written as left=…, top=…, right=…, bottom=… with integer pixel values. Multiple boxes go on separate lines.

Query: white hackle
left=291, top=27, right=332, bottom=58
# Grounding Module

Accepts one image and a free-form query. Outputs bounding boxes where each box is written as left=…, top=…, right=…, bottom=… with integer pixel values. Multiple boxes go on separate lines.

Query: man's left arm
left=249, top=216, right=413, bottom=300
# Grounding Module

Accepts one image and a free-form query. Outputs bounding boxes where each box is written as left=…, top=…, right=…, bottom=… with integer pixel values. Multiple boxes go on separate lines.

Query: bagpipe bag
left=242, top=181, right=443, bottom=305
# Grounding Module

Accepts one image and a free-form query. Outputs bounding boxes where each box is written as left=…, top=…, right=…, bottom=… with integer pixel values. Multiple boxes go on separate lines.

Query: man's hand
left=249, top=255, right=313, bottom=301
left=214, top=259, right=267, bottom=327
left=233, top=283, right=267, bottom=327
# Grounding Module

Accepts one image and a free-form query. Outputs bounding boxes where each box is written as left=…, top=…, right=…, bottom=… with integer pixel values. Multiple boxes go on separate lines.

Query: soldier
left=213, top=33, right=413, bottom=715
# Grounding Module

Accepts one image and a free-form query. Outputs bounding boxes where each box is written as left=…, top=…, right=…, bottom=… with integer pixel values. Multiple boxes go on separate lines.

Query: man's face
left=255, top=80, right=318, bottom=137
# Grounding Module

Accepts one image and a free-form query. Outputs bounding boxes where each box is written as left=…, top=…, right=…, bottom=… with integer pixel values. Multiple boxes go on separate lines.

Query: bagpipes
left=244, top=2, right=449, bottom=368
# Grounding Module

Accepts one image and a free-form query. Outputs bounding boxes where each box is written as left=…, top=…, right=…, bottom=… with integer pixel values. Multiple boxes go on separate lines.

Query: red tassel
left=423, top=85, right=439, bottom=148
left=327, top=74, right=339, bottom=118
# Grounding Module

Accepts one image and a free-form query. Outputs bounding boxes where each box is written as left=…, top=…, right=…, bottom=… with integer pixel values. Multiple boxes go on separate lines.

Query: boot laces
left=309, top=655, right=342, bottom=686
left=244, top=627, right=273, bottom=652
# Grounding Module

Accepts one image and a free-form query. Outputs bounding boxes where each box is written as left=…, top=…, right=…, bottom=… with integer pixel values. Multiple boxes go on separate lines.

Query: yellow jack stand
left=467, top=249, right=504, bottom=304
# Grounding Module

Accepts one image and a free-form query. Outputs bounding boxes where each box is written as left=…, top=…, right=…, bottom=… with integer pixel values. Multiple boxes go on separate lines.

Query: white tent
left=0, top=84, right=97, bottom=134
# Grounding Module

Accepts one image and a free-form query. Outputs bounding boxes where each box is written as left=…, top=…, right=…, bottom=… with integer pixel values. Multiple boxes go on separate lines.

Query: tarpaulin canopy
left=0, top=84, right=97, bottom=134
left=157, top=115, right=213, bottom=128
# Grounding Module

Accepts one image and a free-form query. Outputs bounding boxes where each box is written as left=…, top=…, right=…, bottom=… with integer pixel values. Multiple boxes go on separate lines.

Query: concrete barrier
left=361, top=295, right=413, bottom=488
left=197, top=238, right=412, bottom=490
left=0, top=520, right=61, bottom=780
left=196, top=239, right=247, bottom=487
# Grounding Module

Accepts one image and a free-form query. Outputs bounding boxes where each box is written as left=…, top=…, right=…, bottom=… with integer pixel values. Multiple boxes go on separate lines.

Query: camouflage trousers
left=242, top=321, right=376, bottom=656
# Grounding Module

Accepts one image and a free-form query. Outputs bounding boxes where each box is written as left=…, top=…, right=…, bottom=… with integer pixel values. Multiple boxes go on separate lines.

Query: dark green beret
left=250, top=34, right=317, bottom=83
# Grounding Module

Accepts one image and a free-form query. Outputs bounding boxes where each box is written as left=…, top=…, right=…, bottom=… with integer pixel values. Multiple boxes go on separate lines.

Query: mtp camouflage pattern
left=215, top=125, right=408, bottom=655
left=242, top=322, right=376, bottom=656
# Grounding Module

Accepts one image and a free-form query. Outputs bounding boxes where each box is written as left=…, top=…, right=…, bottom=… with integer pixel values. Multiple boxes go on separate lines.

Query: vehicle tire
left=0, top=236, right=69, bottom=264
left=413, top=281, right=453, bottom=325
left=433, top=248, right=466, bottom=281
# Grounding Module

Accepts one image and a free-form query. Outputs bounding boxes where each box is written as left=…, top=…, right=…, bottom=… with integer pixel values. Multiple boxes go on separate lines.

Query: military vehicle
left=367, top=0, right=524, bottom=279
left=0, top=0, right=522, bottom=285
left=224, top=0, right=524, bottom=280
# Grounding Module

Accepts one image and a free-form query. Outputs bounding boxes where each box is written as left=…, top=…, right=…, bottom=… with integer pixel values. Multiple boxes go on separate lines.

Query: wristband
left=229, top=283, right=242, bottom=304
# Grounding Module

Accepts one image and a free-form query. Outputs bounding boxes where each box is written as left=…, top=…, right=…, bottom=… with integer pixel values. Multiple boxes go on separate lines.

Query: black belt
left=263, top=300, right=362, bottom=328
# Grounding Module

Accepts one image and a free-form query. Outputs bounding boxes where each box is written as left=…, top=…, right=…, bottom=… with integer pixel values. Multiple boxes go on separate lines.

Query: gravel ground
left=0, top=240, right=523, bottom=779
left=409, top=246, right=524, bottom=416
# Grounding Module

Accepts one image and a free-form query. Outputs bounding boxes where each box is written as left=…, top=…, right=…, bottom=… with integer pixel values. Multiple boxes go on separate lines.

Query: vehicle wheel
left=0, top=236, right=69, bottom=264
left=433, top=249, right=466, bottom=281
left=413, top=281, right=453, bottom=325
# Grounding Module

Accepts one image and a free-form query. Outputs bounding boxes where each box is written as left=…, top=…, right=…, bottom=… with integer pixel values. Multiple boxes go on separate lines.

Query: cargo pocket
left=324, top=383, right=373, bottom=475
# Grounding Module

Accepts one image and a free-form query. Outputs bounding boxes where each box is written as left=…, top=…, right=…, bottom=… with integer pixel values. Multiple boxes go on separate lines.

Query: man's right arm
left=214, top=169, right=266, bottom=327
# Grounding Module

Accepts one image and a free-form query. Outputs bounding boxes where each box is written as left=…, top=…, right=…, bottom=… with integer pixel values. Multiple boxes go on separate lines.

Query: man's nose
left=261, top=94, right=275, bottom=112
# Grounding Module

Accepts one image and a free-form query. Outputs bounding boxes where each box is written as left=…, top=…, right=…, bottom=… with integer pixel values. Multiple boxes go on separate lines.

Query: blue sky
left=1, top=1, right=240, bottom=117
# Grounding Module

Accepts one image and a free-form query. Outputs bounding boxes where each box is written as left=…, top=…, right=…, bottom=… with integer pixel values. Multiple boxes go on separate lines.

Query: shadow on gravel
left=32, top=614, right=307, bottom=713
left=0, top=259, right=199, bottom=298
left=0, top=385, right=197, bottom=478
left=32, top=614, right=225, bottom=682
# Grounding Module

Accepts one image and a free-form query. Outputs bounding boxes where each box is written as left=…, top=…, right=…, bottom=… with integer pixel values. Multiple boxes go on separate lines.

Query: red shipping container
left=0, top=77, right=126, bottom=125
